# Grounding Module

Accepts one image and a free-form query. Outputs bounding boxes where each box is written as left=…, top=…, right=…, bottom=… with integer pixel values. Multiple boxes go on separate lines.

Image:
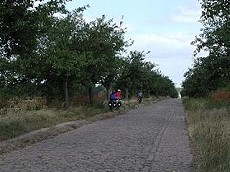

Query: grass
left=0, top=105, right=108, bottom=141
left=183, top=97, right=230, bottom=171
left=0, top=96, right=158, bottom=142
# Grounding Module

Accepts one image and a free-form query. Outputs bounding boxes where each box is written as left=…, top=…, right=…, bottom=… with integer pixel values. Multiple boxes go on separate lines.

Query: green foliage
left=183, top=55, right=230, bottom=97
left=0, top=1, right=178, bottom=104
left=115, top=51, right=153, bottom=97
left=115, top=51, right=178, bottom=98
left=0, top=0, right=71, bottom=99
left=193, top=0, right=230, bottom=56
left=0, top=0, right=38, bottom=57
left=0, top=0, right=69, bottom=58
left=155, top=75, right=178, bottom=98
left=78, top=15, right=129, bottom=102
left=183, top=0, right=230, bottom=97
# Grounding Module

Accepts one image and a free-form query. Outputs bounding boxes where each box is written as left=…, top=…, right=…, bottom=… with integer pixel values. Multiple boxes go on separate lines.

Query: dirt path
left=0, top=99, right=193, bottom=172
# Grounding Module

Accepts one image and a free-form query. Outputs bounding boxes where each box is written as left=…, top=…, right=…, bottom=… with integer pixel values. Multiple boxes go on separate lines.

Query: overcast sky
left=65, top=0, right=204, bottom=87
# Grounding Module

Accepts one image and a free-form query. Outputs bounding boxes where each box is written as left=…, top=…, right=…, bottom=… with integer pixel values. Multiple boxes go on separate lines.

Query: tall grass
left=0, top=105, right=109, bottom=141
left=184, top=97, right=230, bottom=171
left=0, top=96, right=108, bottom=141
left=0, top=96, right=157, bottom=141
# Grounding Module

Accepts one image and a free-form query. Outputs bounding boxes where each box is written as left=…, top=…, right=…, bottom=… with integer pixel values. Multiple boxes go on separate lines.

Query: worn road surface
left=0, top=99, right=193, bottom=172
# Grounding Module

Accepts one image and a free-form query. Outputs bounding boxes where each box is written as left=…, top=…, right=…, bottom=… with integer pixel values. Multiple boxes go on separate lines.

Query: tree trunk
left=125, top=88, right=129, bottom=101
left=63, top=79, right=69, bottom=109
left=101, top=82, right=111, bottom=101
left=46, top=78, right=54, bottom=107
left=147, top=90, right=150, bottom=98
left=88, top=86, right=93, bottom=105
left=104, top=85, right=111, bottom=101
left=106, top=88, right=110, bottom=101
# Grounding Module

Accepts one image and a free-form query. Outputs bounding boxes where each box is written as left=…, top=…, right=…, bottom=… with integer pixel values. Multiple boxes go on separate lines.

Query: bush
left=211, top=90, right=230, bottom=101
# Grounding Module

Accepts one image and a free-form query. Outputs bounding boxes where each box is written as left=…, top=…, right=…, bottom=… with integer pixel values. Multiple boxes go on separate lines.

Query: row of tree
left=0, top=0, right=178, bottom=107
left=182, top=0, right=230, bottom=97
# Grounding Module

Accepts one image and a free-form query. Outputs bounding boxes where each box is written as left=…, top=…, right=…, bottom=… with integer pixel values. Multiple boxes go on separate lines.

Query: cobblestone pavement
left=0, top=99, right=193, bottom=172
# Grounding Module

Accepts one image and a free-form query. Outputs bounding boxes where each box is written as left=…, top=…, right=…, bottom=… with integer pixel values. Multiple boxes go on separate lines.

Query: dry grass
left=0, top=97, right=47, bottom=115
left=211, top=90, right=230, bottom=101
left=0, top=105, right=108, bottom=141
left=184, top=98, right=230, bottom=171
left=0, top=96, right=158, bottom=142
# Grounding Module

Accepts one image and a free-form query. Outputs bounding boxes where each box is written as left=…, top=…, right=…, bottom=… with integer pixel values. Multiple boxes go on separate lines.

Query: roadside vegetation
left=181, top=0, right=230, bottom=171
left=184, top=92, right=230, bottom=172
left=0, top=1, right=178, bottom=142
left=0, top=0, right=178, bottom=109
left=0, top=96, right=159, bottom=141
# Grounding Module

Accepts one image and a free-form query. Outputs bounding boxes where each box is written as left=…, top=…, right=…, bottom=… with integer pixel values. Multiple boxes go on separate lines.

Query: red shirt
left=116, top=91, right=121, bottom=99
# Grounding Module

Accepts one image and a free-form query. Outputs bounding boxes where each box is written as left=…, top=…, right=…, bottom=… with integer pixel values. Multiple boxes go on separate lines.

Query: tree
left=78, top=15, right=129, bottom=104
left=138, top=61, right=156, bottom=97
left=0, top=0, right=70, bottom=98
left=193, top=0, right=229, bottom=56
left=45, top=15, right=85, bottom=107
left=100, top=56, right=124, bottom=100
left=183, top=0, right=230, bottom=97
left=116, top=51, right=162, bottom=99
left=155, top=75, right=178, bottom=98
left=116, top=51, right=147, bottom=99
left=0, top=0, right=68, bottom=58
left=183, top=54, right=230, bottom=97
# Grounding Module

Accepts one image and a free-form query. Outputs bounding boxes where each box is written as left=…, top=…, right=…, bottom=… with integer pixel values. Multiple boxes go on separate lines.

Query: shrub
left=211, top=90, right=230, bottom=101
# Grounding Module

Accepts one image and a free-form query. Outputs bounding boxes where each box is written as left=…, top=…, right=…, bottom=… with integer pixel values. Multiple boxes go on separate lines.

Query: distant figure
left=137, top=91, right=143, bottom=104
left=110, top=90, right=117, bottom=101
left=178, top=92, right=182, bottom=99
left=108, top=90, right=122, bottom=111
left=116, top=89, right=121, bottom=100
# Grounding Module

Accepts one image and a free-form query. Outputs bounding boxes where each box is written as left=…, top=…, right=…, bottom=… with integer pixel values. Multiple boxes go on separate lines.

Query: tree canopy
left=182, top=0, right=230, bottom=97
left=0, top=0, right=178, bottom=106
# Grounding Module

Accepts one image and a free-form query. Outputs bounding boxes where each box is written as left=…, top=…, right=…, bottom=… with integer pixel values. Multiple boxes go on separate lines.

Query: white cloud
left=172, top=6, right=201, bottom=24
left=127, top=32, right=197, bottom=87
left=131, top=32, right=195, bottom=57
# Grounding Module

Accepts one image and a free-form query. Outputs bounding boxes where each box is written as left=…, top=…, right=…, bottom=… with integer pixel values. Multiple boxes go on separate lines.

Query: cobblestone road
left=0, top=99, right=193, bottom=172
